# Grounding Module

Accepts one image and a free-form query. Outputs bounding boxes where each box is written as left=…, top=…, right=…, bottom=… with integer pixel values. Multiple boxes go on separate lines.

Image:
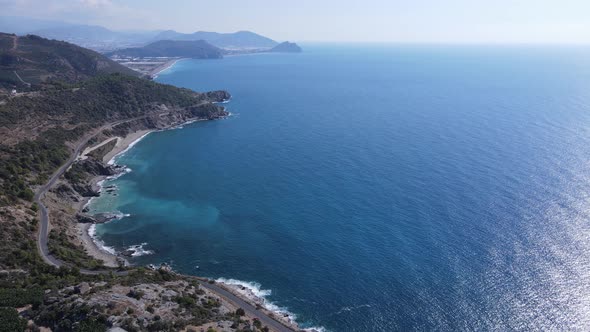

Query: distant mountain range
left=31, top=25, right=155, bottom=45
left=0, top=16, right=73, bottom=35
left=107, top=40, right=223, bottom=59
left=0, top=16, right=299, bottom=53
left=151, top=30, right=278, bottom=49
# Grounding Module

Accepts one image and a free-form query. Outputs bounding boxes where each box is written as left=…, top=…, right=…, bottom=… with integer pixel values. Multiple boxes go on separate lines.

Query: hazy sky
left=2, top=0, right=590, bottom=43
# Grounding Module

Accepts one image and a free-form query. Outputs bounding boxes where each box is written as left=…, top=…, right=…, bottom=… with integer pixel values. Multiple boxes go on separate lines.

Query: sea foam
left=107, top=131, right=152, bottom=165
left=126, top=243, right=154, bottom=257
left=88, top=224, right=116, bottom=255
left=87, top=212, right=130, bottom=256
left=215, top=278, right=326, bottom=332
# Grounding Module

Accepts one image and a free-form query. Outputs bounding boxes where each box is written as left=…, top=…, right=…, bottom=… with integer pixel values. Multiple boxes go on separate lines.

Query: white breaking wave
left=107, top=131, right=152, bottom=165
left=169, top=120, right=197, bottom=131
left=215, top=278, right=327, bottom=332
left=88, top=224, right=116, bottom=255
left=216, top=278, right=272, bottom=298
left=87, top=210, right=134, bottom=259
left=304, top=327, right=328, bottom=332
left=82, top=196, right=95, bottom=211
left=126, top=243, right=154, bottom=257
left=113, top=211, right=131, bottom=220
left=106, top=167, right=132, bottom=181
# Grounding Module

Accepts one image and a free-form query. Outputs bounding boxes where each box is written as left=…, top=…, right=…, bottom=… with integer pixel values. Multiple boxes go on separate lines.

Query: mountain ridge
left=152, top=30, right=279, bottom=49
left=0, top=32, right=139, bottom=89
left=106, top=39, right=223, bottom=58
left=0, top=17, right=285, bottom=51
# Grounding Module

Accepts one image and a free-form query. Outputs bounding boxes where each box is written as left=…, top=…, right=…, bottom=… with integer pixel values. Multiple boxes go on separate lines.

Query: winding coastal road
left=34, top=116, right=148, bottom=272
left=200, top=281, right=296, bottom=332
left=34, top=110, right=196, bottom=270
left=33, top=115, right=296, bottom=332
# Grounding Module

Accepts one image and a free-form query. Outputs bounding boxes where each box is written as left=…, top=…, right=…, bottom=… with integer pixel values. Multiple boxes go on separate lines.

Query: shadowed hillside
left=151, top=30, right=278, bottom=49
left=107, top=39, right=223, bottom=58
left=0, top=32, right=139, bottom=89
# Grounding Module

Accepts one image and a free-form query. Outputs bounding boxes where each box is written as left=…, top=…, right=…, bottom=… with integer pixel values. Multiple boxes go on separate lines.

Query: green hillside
left=0, top=32, right=139, bottom=89
left=107, top=39, right=223, bottom=58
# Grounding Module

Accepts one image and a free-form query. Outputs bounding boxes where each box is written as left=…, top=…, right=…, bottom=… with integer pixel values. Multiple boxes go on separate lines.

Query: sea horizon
left=4, top=3, right=590, bottom=331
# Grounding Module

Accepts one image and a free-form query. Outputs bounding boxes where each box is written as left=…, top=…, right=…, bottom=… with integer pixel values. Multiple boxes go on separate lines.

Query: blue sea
left=90, top=44, right=590, bottom=331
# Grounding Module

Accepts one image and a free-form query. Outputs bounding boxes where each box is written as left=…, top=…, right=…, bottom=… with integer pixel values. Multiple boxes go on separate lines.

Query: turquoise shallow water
left=91, top=44, right=590, bottom=331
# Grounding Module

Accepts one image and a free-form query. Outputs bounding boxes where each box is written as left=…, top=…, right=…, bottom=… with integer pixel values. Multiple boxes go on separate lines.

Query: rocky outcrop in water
left=270, top=41, right=302, bottom=53
left=76, top=214, right=97, bottom=223
left=93, top=213, right=123, bottom=224
left=205, top=90, right=232, bottom=102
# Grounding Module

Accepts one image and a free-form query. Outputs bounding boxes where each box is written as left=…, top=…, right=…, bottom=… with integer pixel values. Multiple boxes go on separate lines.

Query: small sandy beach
left=149, top=58, right=183, bottom=78
left=76, top=129, right=152, bottom=267
left=76, top=118, right=222, bottom=269
left=76, top=129, right=152, bottom=213
left=102, top=129, right=152, bottom=164
left=77, top=223, right=119, bottom=267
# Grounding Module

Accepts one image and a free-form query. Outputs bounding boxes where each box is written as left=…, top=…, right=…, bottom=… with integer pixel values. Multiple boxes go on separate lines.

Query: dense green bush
left=0, top=128, right=76, bottom=204
left=0, top=74, right=207, bottom=128
left=175, top=294, right=198, bottom=308
left=127, top=289, right=145, bottom=300
left=0, top=308, right=27, bottom=332
left=0, top=33, right=138, bottom=89
left=0, top=73, right=223, bottom=205
left=0, top=287, right=42, bottom=307
left=48, top=230, right=104, bottom=270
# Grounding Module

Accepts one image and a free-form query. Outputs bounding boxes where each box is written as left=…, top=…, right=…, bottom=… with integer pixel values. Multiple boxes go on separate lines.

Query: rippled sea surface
left=91, top=44, right=590, bottom=331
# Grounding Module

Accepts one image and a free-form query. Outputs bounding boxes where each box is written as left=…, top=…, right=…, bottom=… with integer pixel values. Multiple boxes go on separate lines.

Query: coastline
left=149, top=58, right=184, bottom=79
left=75, top=129, right=154, bottom=267
left=73, top=116, right=314, bottom=331
left=77, top=223, right=120, bottom=267
left=77, top=119, right=220, bottom=268
left=213, top=278, right=306, bottom=331
left=71, top=115, right=319, bottom=331
left=78, top=129, right=152, bottom=213
left=103, top=129, right=152, bottom=164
